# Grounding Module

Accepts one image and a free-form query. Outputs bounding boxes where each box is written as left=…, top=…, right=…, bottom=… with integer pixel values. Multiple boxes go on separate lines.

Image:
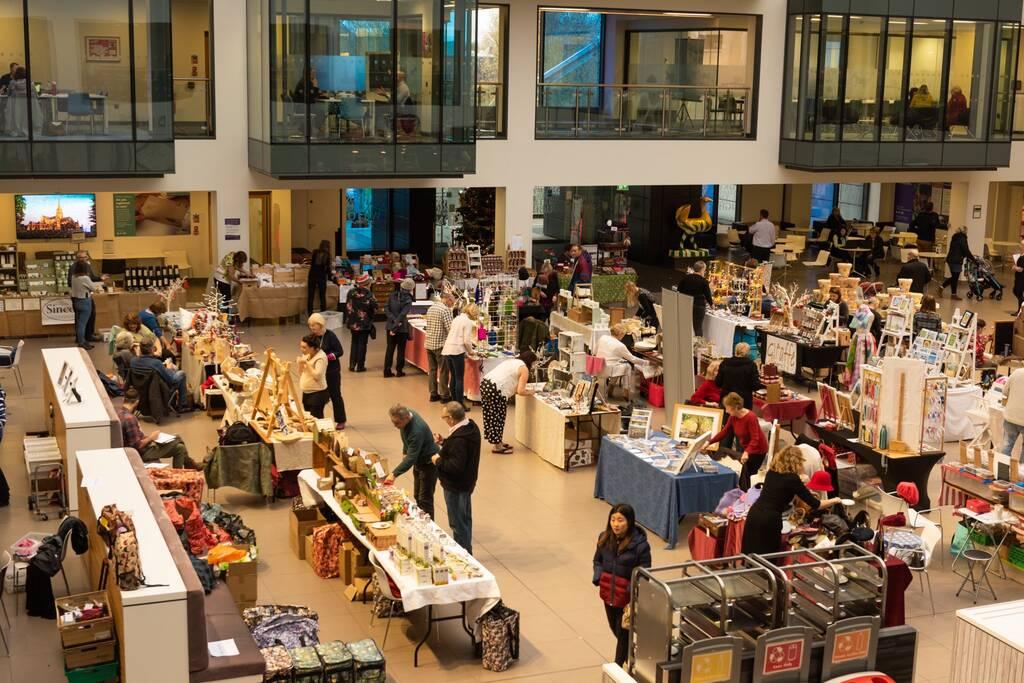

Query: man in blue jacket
left=131, top=339, right=190, bottom=412
left=384, top=404, right=438, bottom=518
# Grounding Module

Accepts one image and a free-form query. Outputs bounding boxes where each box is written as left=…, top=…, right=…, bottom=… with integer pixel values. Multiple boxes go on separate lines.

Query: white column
left=503, top=182, right=535, bottom=262
left=867, top=183, right=882, bottom=223
left=950, top=179, right=989, bottom=257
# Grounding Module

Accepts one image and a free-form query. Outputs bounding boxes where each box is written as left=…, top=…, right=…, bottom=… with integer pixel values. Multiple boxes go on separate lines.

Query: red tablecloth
left=884, top=556, right=912, bottom=626
left=753, top=396, right=818, bottom=423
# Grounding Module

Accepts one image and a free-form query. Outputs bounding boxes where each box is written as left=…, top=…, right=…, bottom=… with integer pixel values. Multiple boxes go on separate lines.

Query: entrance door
left=248, top=192, right=272, bottom=264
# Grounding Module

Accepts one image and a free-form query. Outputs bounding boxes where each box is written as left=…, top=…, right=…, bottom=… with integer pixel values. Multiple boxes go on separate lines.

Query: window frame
left=172, top=0, right=216, bottom=139
left=475, top=3, right=509, bottom=139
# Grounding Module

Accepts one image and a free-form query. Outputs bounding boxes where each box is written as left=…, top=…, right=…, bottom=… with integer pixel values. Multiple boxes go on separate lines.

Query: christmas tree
left=456, top=188, right=496, bottom=247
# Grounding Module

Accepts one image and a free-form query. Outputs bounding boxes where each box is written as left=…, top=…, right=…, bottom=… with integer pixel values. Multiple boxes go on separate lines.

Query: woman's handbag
left=598, top=571, right=631, bottom=608
left=621, top=603, right=632, bottom=630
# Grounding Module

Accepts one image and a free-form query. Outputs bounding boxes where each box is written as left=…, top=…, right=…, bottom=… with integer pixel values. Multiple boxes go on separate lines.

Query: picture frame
left=670, top=404, right=724, bottom=450
left=627, top=409, right=653, bottom=440
left=85, top=36, right=121, bottom=62
left=667, top=431, right=712, bottom=474
left=959, top=310, right=975, bottom=328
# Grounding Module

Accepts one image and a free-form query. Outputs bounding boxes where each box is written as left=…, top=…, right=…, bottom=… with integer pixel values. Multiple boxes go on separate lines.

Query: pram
left=965, top=257, right=1004, bottom=301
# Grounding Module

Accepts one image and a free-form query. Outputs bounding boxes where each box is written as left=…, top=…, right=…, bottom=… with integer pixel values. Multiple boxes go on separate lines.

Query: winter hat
left=355, top=273, right=371, bottom=285
left=427, top=267, right=444, bottom=281
left=896, top=481, right=920, bottom=507
left=401, top=278, right=415, bottom=292
left=807, top=470, right=834, bottom=492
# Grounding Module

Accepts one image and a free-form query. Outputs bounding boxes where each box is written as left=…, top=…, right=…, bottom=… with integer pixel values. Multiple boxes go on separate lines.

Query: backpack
left=479, top=601, right=520, bottom=672
left=98, top=504, right=145, bottom=591
left=221, top=421, right=258, bottom=446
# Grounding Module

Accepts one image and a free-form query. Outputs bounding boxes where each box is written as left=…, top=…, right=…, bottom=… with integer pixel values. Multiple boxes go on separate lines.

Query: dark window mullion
left=21, top=0, right=32, bottom=154
left=899, top=19, right=913, bottom=142
left=129, top=0, right=139, bottom=147
left=875, top=17, right=889, bottom=141
left=837, top=15, right=849, bottom=142
left=939, top=19, right=953, bottom=139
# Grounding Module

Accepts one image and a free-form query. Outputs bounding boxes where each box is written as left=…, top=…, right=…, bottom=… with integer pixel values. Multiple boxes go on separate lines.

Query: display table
left=404, top=323, right=507, bottom=402
left=952, top=599, right=1024, bottom=683
left=514, top=394, right=620, bottom=470
left=755, top=330, right=846, bottom=383
left=557, top=271, right=636, bottom=303
left=811, top=423, right=944, bottom=509
left=236, top=283, right=340, bottom=321
left=945, top=384, right=983, bottom=442
left=77, top=448, right=189, bottom=683
left=548, top=311, right=609, bottom=350
left=753, top=394, right=817, bottom=434
left=705, top=310, right=769, bottom=358
left=93, top=290, right=188, bottom=331
left=595, top=434, right=737, bottom=548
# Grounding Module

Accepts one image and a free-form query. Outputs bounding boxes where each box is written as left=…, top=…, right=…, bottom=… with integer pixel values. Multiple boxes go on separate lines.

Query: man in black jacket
left=676, top=260, right=714, bottom=336
left=910, top=202, right=940, bottom=252
left=431, top=401, right=481, bottom=555
left=895, top=248, right=932, bottom=294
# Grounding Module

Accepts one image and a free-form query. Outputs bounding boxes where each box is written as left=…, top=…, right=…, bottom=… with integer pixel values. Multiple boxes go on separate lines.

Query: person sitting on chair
left=118, top=388, right=201, bottom=469
left=112, top=331, right=137, bottom=380
left=130, top=340, right=192, bottom=413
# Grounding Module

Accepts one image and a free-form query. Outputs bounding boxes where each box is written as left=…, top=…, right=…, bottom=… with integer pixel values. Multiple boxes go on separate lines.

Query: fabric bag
left=585, top=355, right=606, bottom=375
left=221, top=421, right=259, bottom=446
left=598, top=571, right=631, bottom=608
left=480, top=601, right=520, bottom=672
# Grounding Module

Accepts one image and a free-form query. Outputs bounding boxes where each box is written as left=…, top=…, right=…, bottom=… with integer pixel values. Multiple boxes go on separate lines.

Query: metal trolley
left=23, top=435, right=66, bottom=521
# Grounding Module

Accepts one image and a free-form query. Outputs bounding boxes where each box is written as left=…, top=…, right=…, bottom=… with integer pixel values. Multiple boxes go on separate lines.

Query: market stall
left=952, top=600, right=1024, bottom=683
left=236, top=282, right=341, bottom=322
left=556, top=270, right=636, bottom=304
left=703, top=309, right=769, bottom=359
left=514, top=391, right=620, bottom=470
left=756, top=329, right=846, bottom=384
left=548, top=311, right=610, bottom=351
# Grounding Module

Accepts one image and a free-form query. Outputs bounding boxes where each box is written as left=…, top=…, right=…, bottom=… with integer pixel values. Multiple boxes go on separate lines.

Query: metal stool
left=956, top=548, right=998, bottom=603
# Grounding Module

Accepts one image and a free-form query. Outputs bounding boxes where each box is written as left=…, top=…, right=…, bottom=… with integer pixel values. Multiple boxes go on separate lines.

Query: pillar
left=503, top=182, right=534, bottom=265
left=950, top=179, right=989, bottom=257
left=866, top=183, right=882, bottom=223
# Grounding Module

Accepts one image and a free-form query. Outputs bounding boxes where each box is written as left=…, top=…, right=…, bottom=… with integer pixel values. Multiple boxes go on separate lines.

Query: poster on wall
left=114, top=193, right=191, bottom=237
left=41, top=297, right=75, bottom=326
left=893, top=183, right=951, bottom=229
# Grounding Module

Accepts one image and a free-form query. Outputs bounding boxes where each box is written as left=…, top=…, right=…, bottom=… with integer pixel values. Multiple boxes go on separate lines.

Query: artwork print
left=85, top=36, right=121, bottom=62
left=671, top=404, right=723, bottom=450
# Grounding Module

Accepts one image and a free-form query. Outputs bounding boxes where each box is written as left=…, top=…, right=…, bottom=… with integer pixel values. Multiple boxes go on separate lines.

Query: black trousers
left=302, top=389, right=330, bottom=418
left=738, top=453, right=767, bottom=491
left=349, top=330, right=370, bottom=370
left=604, top=603, right=629, bottom=666
left=384, top=331, right=408, bottom=373
left=413, top=464, right=438, bottom=519
left=693, top=305, right=706, bottom=337
left=750, top=245, right=771, bottom=262
left=326, top=365, right=346, bottom=424
left=942, top=267, right=962, bottom=295
left=307, top=277, right=327, bottom=316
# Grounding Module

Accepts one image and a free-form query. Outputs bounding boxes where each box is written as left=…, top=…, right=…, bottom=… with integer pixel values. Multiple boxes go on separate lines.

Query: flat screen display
left=311, top=55, right=367, bottom=92
left=15, top=194, right=97, bottom=239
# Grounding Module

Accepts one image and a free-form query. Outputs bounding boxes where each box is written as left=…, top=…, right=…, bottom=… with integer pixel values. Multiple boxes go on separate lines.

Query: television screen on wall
left=15, top=194, right=97, bottom=239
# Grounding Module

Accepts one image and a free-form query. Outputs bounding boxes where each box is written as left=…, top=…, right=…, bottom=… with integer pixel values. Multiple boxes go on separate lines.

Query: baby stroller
left=965, top=257, right=1004, bottom=301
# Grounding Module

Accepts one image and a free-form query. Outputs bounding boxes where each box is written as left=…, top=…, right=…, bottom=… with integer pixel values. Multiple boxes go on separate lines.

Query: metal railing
left=475, top=81, right=504, bottom=138
left=535, top=82, right=751, bottom=139
left=172, top=77, right=213, bottom=137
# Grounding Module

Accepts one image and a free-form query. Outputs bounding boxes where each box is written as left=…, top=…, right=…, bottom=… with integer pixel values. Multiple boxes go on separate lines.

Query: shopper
left=895, top=248, right=931, bottom=294
left=863, top=226, right=886, bottom=279
left=297, top=334, right=329, bottom=419
left=112, top=331, right=137, bottom=380
left=939, top=226, right=974, bottom=301
left=825, top=206, right=846, bottom=238
left=676, top=261, right=714, bottom=335
left=827, top=287, right=849, bottom=326
left=689, top=360, right=722, bottom=405
left=595, top=324, right=645, bottom=399
left=748, top=209, right=776, bottom=262
left=138, top=299, right=167, bottom=339
left=431, top=402, right=481, bottom=555
left=715, top=342, right=762, bottom=410
left=442, top=302, right=479, bottom=408
left=384, top=278, right=414, bottom=378
left=567, top=244, right=593, bottom=292
left=1000, top=366, right=1024, bottom=457
left=130, top=340, right=191, bottom=413
left=385, top=404, right=439, bottom=518
left=425, top=292, right=454, bottom=402
left=830, top=225, right=850, bottom=264
left=867, top=296, right=883, bottom=345
left=910, top=202, right=940, bottom=253
left=68, top=250, right=107, bottom=343
left=741, top=446, right=841, bottom=555
left=913, top=295, right=943, bottom=336
left=592, top=503, right=651, bottom=667
left=70, top=260, right=102, bottom=350
left=976, top=319, right=994, bottom=367
left=536, top=262, right=561, bottom=318
left=118, top=388, right=201, bottom=469
left=624, top=281, right=660, bottom=331
left=213, top=251, right=250, bottom=304
left=707, top=392, right=769, bottom=490
left=307, top=313, right=346, bottom=429
left=345, top=273, right=377, bottom=373
left=1013, top=238, right=1024, bottom=311
left=307, top=239, right=333, bottom=316
left=481, top=352, right=536, bottom=454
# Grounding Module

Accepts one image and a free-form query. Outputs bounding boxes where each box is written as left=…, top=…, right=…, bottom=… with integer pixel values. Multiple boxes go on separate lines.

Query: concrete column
left=867, top=183, right=881, bottom=223
left=493, top=187, right=507, bottom=257
left=503, top=182, right=535, bottom=263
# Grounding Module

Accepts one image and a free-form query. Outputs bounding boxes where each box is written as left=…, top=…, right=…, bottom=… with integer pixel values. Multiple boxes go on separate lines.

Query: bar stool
left=956, top=548, right=998, bottom=603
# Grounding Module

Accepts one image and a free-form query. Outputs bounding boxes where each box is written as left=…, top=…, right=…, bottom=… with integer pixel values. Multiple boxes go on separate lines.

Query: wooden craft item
left=959, top=441, right=969, bottom=464
left=248, top=348, right=306, bottom=441
left=1012, top=458, right=1021, bottom=482
left=888, top=373, right=908, bottom=453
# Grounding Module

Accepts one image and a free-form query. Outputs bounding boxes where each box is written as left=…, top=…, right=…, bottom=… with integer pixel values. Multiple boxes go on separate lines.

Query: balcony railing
left=535, top=83, right=752, bottom=139
left=172, top=77, right=213, bottom=138
left=475, top=81, right=505, bottom=138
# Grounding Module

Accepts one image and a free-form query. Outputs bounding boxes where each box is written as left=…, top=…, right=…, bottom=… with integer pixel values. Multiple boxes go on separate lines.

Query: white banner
left=764, top=334, right=798, bottom=376
left=41, top=297, right=75, bottom=326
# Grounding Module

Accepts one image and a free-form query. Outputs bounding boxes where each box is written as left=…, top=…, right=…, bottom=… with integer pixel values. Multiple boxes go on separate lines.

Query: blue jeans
left=443, top=488, right=473, bottom=556
left=171, top=369, right=188, bottom=410
left=72, top=298, right=93, bottom=345
left=446, top=353, right=466, bottom=404
left=1002, top=420, right=1024, bottom=456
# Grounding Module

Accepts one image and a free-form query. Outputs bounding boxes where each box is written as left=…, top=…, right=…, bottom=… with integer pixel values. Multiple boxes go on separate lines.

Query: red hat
left=355, top=273, right=371, bottom=285
left=896, top=482, right=920, bottom=507
left=807, top=470, right=834, bottom=492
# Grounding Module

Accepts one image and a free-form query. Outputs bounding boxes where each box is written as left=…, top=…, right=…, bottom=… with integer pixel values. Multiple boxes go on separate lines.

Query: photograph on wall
left=114, top=193, right=191, bottom=237
left=85, top=36, right=121, bottom=62
left=16, top=194, right=96, bottom=239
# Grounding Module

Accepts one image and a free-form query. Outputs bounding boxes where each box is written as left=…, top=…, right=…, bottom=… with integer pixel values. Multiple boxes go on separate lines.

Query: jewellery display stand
left=877, top=295, right=913, bottom=359
left=858, top=357, right=947, bottom=455
left=707, top=260, right=766, bottom=318
left=859, top=365, right=883, bottom=448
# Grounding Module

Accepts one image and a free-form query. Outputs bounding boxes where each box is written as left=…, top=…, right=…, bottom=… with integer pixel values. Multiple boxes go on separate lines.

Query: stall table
left=236, top=283, right=340, bottom=322
left=705, top=310, right=769, bottom=358
left=756, top=329, right=847, bottom=385
left=403, top=322, right=508, bottom=402
left=945, top=384, right=983, bottom=442
left=753, top=394, right=817, bottom=435
left=952, top=599, right=1024, bottom=683
left=514, top=394, right=620, bottom=470
left=93, top=290, right=188, bottom=331
left=557, top=271, right=637, bottom=303
left=811, top=423, right=944, bottom=509
left=595, top=434, right=737, bottom=548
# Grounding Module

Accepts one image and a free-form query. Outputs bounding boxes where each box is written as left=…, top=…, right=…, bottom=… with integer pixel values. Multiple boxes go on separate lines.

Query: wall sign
left=114, top=194, right=136, bottom=236
left=41, top=297, right=75, bottom=326
left=225, top=217, right=242, bottom=241
left=764, top=335, right=798, bottom=376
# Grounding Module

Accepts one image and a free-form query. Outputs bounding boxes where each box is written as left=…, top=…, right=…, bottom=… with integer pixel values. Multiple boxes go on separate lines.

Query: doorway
left=249, top=192, right=272, bottom=264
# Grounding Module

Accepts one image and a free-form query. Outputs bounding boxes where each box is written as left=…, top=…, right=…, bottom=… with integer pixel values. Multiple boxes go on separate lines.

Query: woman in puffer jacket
left=592, top=503, right=652, bottom=667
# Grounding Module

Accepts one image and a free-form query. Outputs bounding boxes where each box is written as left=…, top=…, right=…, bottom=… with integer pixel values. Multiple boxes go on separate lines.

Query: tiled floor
left=0, top=259, right=1020, bottom=682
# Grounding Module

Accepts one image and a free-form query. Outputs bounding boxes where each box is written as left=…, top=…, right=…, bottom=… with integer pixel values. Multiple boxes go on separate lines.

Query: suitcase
left=316, top=640, right=354, bottom=683
left=260, top=646, right=292, bottom=683
left=348, top=639, right=385, bottom=682
left=289, top=646, right=324, bottom=683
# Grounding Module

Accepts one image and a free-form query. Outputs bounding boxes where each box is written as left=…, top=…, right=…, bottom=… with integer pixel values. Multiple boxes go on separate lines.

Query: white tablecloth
left=946, top=384, right=984, bottom=442
left=297, top=470, right=501, bottom=630
left=704, top=311, right=769, bottom=358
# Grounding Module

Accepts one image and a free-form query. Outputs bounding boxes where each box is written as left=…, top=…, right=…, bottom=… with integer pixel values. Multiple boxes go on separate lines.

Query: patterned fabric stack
left=348, top=639, right=385, bottom=682
left=260, top=646, right=292, bottom=682
left=310, top=524, right=345, bottom=579
left=147, top=467, right=205, bottom=502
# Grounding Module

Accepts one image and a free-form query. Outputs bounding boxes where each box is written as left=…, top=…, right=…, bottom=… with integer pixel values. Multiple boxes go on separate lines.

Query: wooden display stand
left=707, top=260, right=766, bottom=318
left=856, top=357, right=947, bottom=455
left=249, top=348, right=306, bottom=441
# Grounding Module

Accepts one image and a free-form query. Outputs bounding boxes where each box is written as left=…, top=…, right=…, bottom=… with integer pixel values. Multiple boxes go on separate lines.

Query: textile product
left=594, top=434, right=738, bottom=546
left=251, top=613, right=321, bottom=649
left=480, top=379, right=508, bottom=445
left=557, top=271, right=636, bottom=303
left=479, top=601, right=520, bottom=672
left=243, top=604, right=319, bottom=630
left=348, top=639, right=385, bottom=681
left=311, top=524, right=344, bottom=579
left=204, top=442, right=274, bottom=497
left=517, top=317, right=550, bottom=355
left=148, top=467, right=206, bottom=503
left=884, top=557, right=912, bottom=627
left=260, top=646, right=293, bottom=682
left=753, top=396, right=817, bottom=423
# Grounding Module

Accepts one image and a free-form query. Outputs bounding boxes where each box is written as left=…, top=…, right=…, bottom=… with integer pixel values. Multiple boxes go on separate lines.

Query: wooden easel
left=248, top=348, right=306, bottom=440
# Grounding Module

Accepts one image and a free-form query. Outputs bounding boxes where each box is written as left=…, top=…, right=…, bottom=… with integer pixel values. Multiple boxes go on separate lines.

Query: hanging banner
left=41, top=297, right=75, bottom=326
left=113, top=194, right=136, bottom=236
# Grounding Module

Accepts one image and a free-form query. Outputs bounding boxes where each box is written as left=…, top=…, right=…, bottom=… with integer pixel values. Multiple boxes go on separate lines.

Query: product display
left=708, top=260, right=766, bottom=317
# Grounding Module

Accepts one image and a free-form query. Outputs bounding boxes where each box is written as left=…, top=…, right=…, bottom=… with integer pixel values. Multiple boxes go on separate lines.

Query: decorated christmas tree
left=456, top=188, right=496, bottom=246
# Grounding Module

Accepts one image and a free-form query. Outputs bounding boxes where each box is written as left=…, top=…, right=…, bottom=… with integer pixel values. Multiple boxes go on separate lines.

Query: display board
left=662, top=287, right=695, bottom=413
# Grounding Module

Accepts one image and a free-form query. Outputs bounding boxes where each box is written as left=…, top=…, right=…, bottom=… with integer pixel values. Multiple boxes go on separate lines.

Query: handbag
left=585, top=354, right=606, bottom=375
left=621, top=603, right=632, bottom=630
left=598, top=571, right=631, bottom=608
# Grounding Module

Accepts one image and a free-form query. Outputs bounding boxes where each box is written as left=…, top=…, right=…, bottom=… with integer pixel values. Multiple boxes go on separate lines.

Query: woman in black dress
left=308, top=313, right=347, bottom=429
left=1014, top=238, right=1024, bottom=311
left=741, top=446, right=841, bottom=555
left=715, top=342, right=763, bottom=410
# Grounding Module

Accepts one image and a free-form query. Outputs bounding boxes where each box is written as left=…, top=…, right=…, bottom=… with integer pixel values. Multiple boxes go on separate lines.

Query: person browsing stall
left=676, top=261, right=714, bottom=335
left=130, top=339, right=191, bottom=413
left=297, top=334, right=329, bottom=419
left=118, top=388, right=202, bottom=470
left=896, top=248, right=931, bottom=294
left=384, top=278, right=414, bottom=378
left=592, top=503, right=651, bottom=667
left=70, top=260, right=103, bottom=350
left=307, top=313, right=346, bottom=429
left=345, top=273, right=377, bottom=373
left=689, top=360, right=722, bottom=405
left=213, top=251, right=251, bottom=304
left=624, top=281, right=660, bottom=331
left=442, top=302, right=479, bottom=408
left=715, top=342, right=763, bottom=409
left=939, top=226, right=974, bottom=301
left=431, top=402, right=481, bottom=555
left=425, top=292, right=454, bottom=402
left=481, top=352, right=536, bottom=454
left=69, top=251, right=108, bottom=344
left=385, top=404, right=439, bottom=518
left=741, top=446, right=841, bottom=554
left=706, top=392, right=769, bottom=490
left=567, top=244, right=593, bottom=292
left=913, top=295, right=943, bottom=336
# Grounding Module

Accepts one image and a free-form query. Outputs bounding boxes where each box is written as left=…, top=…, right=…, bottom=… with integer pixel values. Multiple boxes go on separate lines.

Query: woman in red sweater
left=707, top=392, right=768, bottom=490
left=689, top=360, right=721, bottom=405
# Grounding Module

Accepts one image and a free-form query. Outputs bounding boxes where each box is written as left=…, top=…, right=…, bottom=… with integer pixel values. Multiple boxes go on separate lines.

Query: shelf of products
left=53, top=252, right=75, bottom=295
left=859, top=366, right=882, bottom=448
left=444, top=247, right=468, bottom=279
left=0, top=244, right=18, bottom=294
left=124, top=265, right=181, bottom=292
left=922, top=375, right=947, bottom=453
left=708, top=260, right=765, bottom=318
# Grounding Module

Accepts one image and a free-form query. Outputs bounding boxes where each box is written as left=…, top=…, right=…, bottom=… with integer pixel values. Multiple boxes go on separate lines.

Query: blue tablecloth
left=594, top=434, right=738, bottom=547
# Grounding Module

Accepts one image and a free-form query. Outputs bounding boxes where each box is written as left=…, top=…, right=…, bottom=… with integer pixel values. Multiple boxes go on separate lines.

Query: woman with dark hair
left=593, top=503, right=651, bottom=667
left=213, top=251, right=250, bottom=304
left=913, top=295, right=942, bottom=336
left=70, top=260, right=102, bottom=349
left=480, top=351, right=537, bottom=454
left=307, top=239, right=333, bottom=316
left=939, top=226, right=974, bottom=301
left=297, top=333, right=329, bottom=418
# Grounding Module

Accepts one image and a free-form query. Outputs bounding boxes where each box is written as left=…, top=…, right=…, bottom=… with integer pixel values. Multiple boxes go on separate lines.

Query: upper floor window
left=535, top=7, right=761, bottom=140
left=476, top=4, right=508, bottom=139
left=172, top=0, right=214, bottom=138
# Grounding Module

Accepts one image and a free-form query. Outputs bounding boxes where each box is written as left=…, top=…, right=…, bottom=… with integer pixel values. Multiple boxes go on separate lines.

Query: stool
left=955, top=548, right=998, bottom=603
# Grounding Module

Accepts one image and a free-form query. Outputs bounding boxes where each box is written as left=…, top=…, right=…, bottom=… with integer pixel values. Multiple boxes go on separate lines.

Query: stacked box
left=349, top=639, right=385, bottom=682
left=316, top=641, right=354, bottom=683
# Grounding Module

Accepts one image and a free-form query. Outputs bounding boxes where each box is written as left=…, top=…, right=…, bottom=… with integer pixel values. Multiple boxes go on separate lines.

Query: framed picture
left=667, top=431, right=712, bottom=474
left=671, top=404, right=724, bottom=450
left=85, top=36, right=121, bottom=62
left=959, top=310, right=975, bottom=328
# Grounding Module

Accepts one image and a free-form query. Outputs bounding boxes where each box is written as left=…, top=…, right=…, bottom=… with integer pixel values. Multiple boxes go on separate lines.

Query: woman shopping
left=442, top=302, right=479, bottom=407
left=706, top=392, right=769, bottom=490
left=308, top=313, right=346, bottom=429
left=741, top=446, right=841, bottom=555
left=715, top=342, right=762, bottom=409
left=592, top=504, right=651, bottom=667
left=212, top=251, right=250, bottom=305
left=297, top=334, right=329, bottom=418
left=481, top=352, right=536, bottom=454
left=384, top=278, right=415, bottom=377
left=345, top=273, right=378, bottom=373
left=307, top=240, right=333, bottom=316
left=939, top=226, right=974, bottom=301
left=70, top=260, right=102, bottom=349
left=689, top=360, right=721, bottom=405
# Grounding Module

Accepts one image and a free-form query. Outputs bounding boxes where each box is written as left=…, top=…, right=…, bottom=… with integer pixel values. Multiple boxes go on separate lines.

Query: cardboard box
left=567, top=307, right=588, bottom=323
left=339, top=541, right=355, bottom=585
left=305, top=535, right=316, bottom=571
left=225, top=550, right=258, bottom=609
left=608, top=306, right=625, bottom=326
left=56, top=592, right=114, bottom=648
left=343, top=576, right=372, bottom=602
left=366, top=524, right=398, bottom=551
left=64, top=640, right=117, bottom=670
left=290, top=507, right=326, bottom=560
